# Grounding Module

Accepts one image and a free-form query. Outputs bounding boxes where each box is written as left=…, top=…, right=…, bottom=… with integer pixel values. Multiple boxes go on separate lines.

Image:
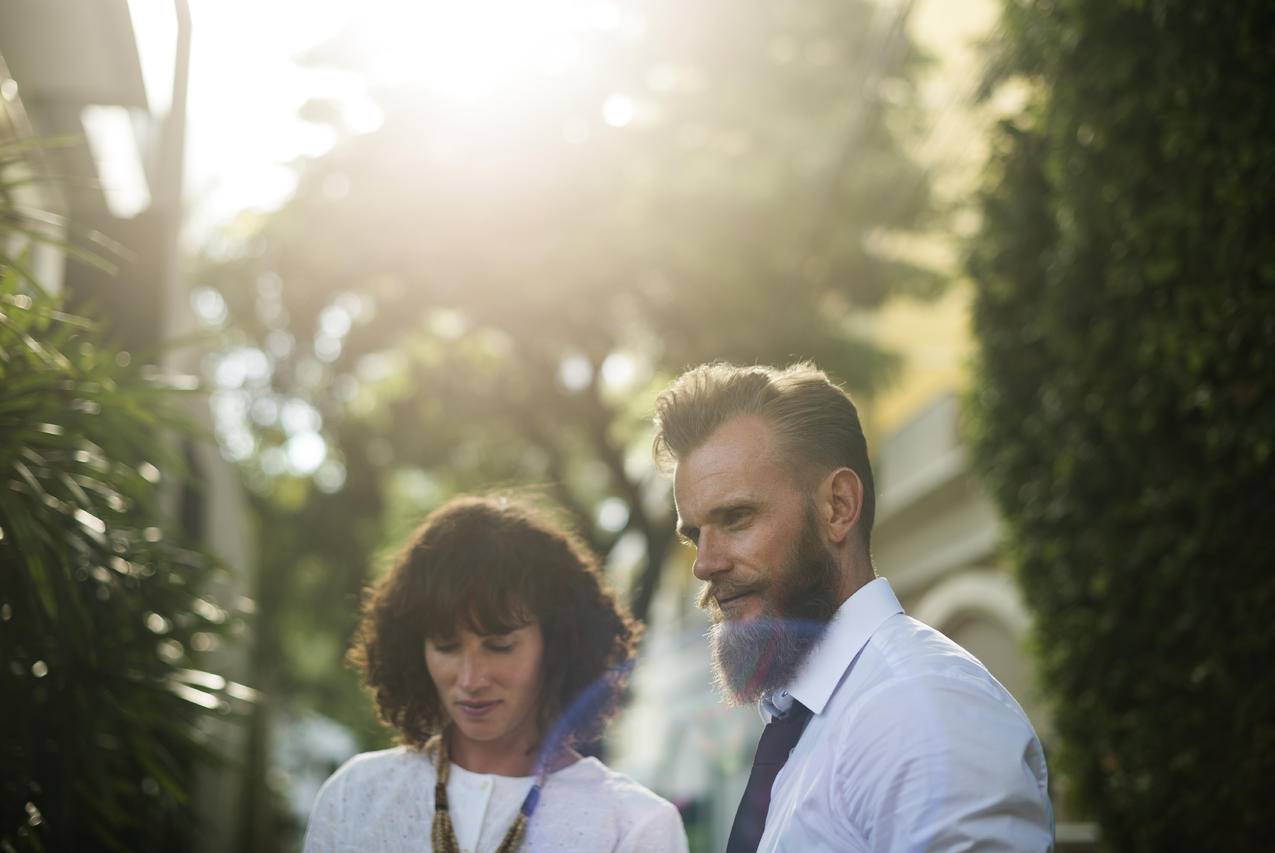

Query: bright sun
left=358, top=0, right=622, bottom=100
left=183, top=0, right=635, bottom=234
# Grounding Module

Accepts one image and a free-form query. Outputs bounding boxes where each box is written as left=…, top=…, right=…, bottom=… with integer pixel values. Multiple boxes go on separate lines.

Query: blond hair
left=653, top=361, right=876, bottom=548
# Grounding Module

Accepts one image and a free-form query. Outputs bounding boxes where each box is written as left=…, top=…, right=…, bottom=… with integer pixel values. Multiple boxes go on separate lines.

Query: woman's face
left=424, top=620, right=545, bottom=764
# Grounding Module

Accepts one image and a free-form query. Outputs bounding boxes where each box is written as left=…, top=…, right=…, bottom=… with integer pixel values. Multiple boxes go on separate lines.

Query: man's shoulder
left=850, top=613, right=986, bottom=679
left=836, top=613, right=1033, bottom=728
left=812, top=614, right=1046, bottom=784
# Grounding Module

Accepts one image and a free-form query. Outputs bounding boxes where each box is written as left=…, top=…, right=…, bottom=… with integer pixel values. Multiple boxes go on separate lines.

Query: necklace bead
left=427, top=732, right=546, bottom=853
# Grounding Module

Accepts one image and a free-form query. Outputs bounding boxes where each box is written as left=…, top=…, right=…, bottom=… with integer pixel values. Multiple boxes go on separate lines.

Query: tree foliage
left=0, top=141, right=247, bottom=851
left=968, top=1, right=1275, bottom=847
left=196, top=0, right=936, bottom=750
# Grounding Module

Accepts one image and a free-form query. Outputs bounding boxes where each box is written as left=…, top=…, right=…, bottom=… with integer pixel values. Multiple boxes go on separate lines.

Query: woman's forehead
left=420, top=579, right=534, bottom=630
left=428, top=609, right=538, bottom=639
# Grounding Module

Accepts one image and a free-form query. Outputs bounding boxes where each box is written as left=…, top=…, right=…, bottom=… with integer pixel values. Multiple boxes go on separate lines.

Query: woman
left=304, top=496, right=688, bottom=853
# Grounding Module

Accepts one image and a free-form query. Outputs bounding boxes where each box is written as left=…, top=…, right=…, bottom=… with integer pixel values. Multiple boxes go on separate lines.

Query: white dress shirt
left=303, top=747, right=688, bottom=852
left=757, top=578, right=1054, bottom=852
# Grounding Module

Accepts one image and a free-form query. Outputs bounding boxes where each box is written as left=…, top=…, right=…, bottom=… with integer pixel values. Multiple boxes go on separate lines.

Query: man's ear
left=819, top=467, right=863, bottom=545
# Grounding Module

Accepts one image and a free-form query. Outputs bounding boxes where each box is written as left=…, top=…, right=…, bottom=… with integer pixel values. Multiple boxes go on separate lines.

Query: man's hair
left=653, top=361, right=876, bottom=549
left=348, top=495, right=641, bottom=749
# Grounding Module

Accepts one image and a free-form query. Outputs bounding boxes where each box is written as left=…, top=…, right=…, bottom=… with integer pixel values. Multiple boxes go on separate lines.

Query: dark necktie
left=725, top=701, right=813, bottom=853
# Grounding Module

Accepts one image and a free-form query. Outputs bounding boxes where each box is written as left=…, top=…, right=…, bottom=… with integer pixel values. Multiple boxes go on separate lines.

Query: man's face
left=674, top=416, right=842, bottom=703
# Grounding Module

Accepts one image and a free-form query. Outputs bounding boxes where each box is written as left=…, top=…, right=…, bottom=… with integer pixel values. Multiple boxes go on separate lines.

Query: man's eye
left=486, top=643, right=514, bottom=653
left=430, top=642, right=458, bottom=653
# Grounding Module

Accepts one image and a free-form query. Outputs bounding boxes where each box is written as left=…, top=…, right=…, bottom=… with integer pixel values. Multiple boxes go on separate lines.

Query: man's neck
left=834, top=549, right=877, bottom=606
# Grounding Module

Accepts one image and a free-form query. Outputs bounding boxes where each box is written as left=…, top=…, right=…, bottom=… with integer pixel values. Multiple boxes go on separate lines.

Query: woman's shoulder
left=321, top=744, right=431, bottom=793
left=539, top=758, right=687, bottom=851
left=305, top=746, right=436, bottom=851
left=556, top=757, right=679, bottom=816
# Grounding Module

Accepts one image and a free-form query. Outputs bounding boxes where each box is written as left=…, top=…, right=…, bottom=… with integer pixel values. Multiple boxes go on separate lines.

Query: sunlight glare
left=285, top=431, right=327, bottom=475
left=602, top=93, right=635, bottom=128
left=362, top=0, right=612, bottom=99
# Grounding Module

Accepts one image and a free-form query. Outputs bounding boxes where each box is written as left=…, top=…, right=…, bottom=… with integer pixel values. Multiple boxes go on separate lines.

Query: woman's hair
left=348, top=495, right=642, bottom=750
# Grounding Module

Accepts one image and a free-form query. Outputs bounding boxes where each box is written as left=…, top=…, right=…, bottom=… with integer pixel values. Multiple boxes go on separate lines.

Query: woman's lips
left=456, top=700, right=500, bottom=720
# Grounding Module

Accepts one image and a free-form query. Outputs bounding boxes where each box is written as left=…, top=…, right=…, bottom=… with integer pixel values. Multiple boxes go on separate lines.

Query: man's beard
left=701, top=511, right=842, bottom=706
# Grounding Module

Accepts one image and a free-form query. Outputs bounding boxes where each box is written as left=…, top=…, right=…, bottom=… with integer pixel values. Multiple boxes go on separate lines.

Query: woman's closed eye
left=426, top=629, right=523, bottom=655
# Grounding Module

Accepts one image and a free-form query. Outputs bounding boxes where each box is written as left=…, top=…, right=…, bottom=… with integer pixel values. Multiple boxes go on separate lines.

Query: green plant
left=968, top=1, right=1275, bottom=848
left=0, top=139, right=246, bottom=851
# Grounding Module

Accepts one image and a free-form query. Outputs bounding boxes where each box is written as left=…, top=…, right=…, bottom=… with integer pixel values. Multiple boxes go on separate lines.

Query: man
left=654, top=362, right=1053, bottom=852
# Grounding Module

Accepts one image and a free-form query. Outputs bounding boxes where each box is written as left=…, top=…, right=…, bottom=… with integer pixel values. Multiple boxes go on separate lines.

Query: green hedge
left=968, top=1, right=1275, bottom=849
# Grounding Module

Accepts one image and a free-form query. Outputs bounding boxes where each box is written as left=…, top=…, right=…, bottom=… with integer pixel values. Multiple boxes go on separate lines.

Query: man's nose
left=692, top=530, right=730, bottom=581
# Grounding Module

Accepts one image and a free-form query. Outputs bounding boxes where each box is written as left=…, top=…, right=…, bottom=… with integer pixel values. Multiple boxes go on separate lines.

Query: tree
left=968, top=1, right=1275, bottom=848
left=195, top=0, right=937, bottom=770
left=0, top=138, right=247, bottom=852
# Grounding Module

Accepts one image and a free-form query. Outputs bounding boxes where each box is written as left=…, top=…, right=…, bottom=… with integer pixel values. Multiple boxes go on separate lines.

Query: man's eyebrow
left=677, top=500, right=757, bottom=543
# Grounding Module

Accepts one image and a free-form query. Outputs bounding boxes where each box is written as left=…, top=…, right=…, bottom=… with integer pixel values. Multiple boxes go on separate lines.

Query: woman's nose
left=457, top=651, right=489, bottom=691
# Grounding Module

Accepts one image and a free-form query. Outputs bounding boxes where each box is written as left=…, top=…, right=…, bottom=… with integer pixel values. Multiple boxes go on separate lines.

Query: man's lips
left=715, top=589, right=761, bottom=613
left=455, top=699, right=500, bottom=719
left=700, top=582, right=766, bottom=615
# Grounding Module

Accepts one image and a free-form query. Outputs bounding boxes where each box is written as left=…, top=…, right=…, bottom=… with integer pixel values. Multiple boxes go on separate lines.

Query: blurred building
left=0, top=3, right=254, bottom=851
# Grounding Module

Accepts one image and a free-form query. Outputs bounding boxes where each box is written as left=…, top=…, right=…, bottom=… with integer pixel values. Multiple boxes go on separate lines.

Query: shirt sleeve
left=837, top=673, right=1054, bottom=852
left=615, top=799, right=690, bottom=853
left=302, top=770, right=346, bottom=853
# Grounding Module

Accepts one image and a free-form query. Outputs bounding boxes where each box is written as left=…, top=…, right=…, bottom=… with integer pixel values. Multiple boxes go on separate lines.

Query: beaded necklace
left=427, top=732, right=547, bottom=853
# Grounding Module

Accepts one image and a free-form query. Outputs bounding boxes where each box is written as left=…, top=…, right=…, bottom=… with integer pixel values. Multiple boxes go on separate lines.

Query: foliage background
left=194, top=2, right=941, bottom=819
left=10, top=0, right=1275, bottom=848
left=968, top=0, right=1275, bottom=848
left=0, top=156, right=250, bottom=850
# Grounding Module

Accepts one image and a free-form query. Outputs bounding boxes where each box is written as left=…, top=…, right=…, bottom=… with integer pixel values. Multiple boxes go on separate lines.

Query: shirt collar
left=761, top=577, right=903, bottom=721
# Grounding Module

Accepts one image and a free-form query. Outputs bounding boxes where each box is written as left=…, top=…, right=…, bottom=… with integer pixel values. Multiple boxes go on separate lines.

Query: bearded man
left=654, top=362, right=1054, bottom=853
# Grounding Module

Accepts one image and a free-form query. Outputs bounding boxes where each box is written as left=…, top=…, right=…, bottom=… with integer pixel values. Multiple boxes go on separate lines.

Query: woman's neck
left=448, top=734, right=538, bottom=777
left=447, top=731, right=582, bottom=777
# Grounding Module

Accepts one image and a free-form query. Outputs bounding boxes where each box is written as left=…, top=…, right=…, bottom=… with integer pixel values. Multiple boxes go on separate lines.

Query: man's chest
left=756, top=729, right=868, bottom=853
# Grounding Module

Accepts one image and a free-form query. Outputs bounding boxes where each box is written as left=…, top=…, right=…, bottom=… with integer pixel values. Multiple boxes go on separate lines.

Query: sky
left=172, top=0, right=994, bottom=241
left=182, top=0, right=351, bottom=242
left=177, top=0, right=638, bottom=246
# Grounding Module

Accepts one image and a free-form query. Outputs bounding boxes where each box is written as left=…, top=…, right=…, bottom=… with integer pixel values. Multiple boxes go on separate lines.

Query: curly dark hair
left=348, top=495, right=642, bottom=751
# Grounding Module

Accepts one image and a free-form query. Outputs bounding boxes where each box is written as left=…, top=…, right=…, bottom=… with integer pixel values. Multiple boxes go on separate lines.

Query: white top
left=303, top=746, right=689, bottom=853
left=757, top=578, right=1054, bottom=852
